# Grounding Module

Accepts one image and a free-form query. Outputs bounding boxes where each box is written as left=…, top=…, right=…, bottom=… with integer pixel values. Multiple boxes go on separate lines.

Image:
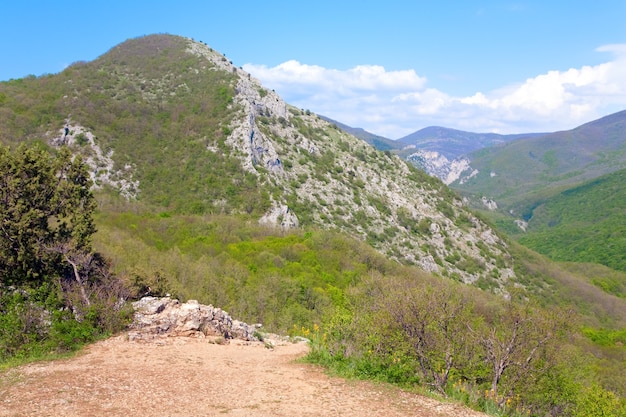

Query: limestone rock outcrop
left=128, top=297, right=260, bottom=342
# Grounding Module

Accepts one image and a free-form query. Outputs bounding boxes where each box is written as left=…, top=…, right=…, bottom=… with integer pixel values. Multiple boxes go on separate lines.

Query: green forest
left=518, top=169, right=626, bottom=273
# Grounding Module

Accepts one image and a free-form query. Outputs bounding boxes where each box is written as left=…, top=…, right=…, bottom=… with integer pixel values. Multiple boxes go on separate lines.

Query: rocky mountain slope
left=0, top=34, right=515, bottom=288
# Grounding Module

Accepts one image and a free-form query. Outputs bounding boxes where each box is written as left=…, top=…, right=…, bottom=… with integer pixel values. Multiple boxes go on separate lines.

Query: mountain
left=3, top=33, right=626, bottom=412
left=452, top=110, right=626, bottom=218
left=517, top=168, right=626, bottom=273
left=318, top=115, right=401, bottom=151
left=397, top=126, right=543, bottom=160
left=0, top=34, right=515, bottom=289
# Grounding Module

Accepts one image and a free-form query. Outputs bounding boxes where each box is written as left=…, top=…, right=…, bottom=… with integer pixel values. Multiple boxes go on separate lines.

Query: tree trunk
left=64, top=253, right=91, bottom=307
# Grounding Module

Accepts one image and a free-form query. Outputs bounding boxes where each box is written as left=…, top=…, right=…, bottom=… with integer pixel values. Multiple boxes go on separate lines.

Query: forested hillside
left=517, top=168, right=626, bottom=273
left=453, top=110, right=626, bottom=219
left=1, top=34, right=625, bottom=416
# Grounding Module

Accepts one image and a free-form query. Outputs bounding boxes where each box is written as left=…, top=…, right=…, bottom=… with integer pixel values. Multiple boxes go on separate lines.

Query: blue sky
left=1, top=1, right=625, bottom=138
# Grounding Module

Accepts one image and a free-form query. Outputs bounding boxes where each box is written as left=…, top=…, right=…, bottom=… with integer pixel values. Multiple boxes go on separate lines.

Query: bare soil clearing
left=0, top=333, right=487, bottom=416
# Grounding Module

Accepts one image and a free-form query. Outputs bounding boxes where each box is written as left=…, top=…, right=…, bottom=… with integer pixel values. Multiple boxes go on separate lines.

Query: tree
left=0, top=144, right=130, bottom=359
left=473, top=300, right=572, bottom=407
left=0, top=144, right=96, bottom=289
left=380, top=278, right=478, bottom=394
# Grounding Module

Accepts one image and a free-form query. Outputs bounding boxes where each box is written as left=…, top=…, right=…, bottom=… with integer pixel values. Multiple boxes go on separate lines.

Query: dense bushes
left=0, top=144, right=131, bottom=364
left=307, top=273, right=625, bottom=416
left=94, top=211, right=386, bottom=331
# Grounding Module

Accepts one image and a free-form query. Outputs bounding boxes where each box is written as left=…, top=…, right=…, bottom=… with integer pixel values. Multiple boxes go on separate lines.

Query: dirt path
left=0, top=333, right=487, bottom=417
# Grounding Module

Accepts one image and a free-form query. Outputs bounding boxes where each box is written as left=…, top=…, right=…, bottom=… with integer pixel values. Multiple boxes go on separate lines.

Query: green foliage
left=0, top=35, right=269, bottom=217
left=396, top=208, right=432, bottom=236
left=75, top=132, right=88, bottom=146
left=518, top=169, right=626, bottom=272
left=0, top=144, right=96, bottom=286
left=0, top=144, right=131, bottom=365
left=436, top=200, right=456, bottom=220
left=94, top=211, right=395, bottom=332
left=573, top=384, right=625, bottom=417
left=305, top=268, right=624, bottom=416
left=455, top=256, right=484, bottom=275
left=47, top=309, right=101, bottom=352
left=0, top=291, right=51, bottom=361
left=0, top=286, right=132, bottom=363
left=581, top=327, right=626, bottom=348
left=366, top=195, right=391, bottom=216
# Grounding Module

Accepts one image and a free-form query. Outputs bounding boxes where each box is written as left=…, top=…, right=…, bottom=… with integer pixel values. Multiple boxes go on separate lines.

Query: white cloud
left=244, top=61, right=426, bottom=95
left=243, top=45, right=626, bottom=138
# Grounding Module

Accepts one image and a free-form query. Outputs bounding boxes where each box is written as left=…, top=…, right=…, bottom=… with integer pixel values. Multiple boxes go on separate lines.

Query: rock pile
left=128, top=297, right=261, bottom=342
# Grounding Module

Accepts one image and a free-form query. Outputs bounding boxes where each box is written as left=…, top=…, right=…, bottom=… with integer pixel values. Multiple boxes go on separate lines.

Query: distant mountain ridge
left=323, top=121, right=547, bottom=185
left=318, top=115, right=400, bottom=151
left=396, top=126, right=545, bottom=160
left=453, top=109, right=626, bottom=217
left=320, top=119, right=545, bottom=161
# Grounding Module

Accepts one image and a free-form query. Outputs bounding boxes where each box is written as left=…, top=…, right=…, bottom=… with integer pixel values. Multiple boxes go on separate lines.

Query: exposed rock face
left=128, top=297, right=260, bottom=342
left=259, top=204, right=300, bottom=229
left=515, top=219, right=528, bottom=232
left=481, top=196, right=498, bottom=211
left=187, top=39, right=287, bottom=175
left=49, top=119, right=139, bottom=199
left=407, top=150, right=472, bottom=185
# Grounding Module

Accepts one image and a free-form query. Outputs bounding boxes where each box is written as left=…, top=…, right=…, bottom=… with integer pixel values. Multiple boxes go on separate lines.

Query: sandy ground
left=0, top=333, right=487, bottom=417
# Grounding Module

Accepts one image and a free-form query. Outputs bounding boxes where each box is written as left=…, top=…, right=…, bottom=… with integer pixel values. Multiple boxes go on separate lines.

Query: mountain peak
left=0, top=33, right=516, bottom=290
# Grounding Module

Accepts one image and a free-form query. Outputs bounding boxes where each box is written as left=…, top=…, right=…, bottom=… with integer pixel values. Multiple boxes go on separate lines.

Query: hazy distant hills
left=396, top=126, right=544, bottom=160
left=324, top=120, right=547, bottom=184
left=320, top=119, right=544, bottom=160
